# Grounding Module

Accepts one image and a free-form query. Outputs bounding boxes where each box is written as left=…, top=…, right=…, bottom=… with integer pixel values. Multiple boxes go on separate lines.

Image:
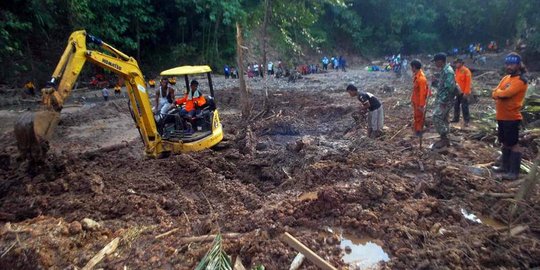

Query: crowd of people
left=365, top=54, right=408, bottom=77
left=221, top=55, right=348, bottom=80
left=347, top=52, right=528, bottom=181
left=446, top=40, right=508, bottom=65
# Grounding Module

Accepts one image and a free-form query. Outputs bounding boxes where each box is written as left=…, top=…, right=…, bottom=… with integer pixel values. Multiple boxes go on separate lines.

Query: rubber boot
left=502, top=152, right=521, bottom=180
left=492, top=148, right=511, bottom=173
left=432, top=135, right=450, bottom=149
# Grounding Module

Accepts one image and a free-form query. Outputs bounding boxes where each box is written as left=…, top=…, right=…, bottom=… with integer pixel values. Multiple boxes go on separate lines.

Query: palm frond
left=195, top=234, right=232, bottom=270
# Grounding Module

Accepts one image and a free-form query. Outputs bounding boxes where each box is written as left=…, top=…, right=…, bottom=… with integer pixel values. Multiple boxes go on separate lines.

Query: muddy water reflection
left=461, top=208, right=507, bottom=230
left=340, top=232, right=389, bottom=269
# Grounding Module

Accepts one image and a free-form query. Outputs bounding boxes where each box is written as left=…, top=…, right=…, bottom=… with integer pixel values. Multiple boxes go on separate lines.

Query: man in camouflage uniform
left=431, top=53, right=456, bottom=149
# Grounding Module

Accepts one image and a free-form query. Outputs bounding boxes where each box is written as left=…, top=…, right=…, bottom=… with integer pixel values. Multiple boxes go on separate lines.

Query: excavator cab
left=155, top=66, right=223, bottom=152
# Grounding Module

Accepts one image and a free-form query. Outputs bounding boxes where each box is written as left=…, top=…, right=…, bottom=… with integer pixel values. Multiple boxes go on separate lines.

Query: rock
left=68, top=221, right=83, bottom=235
left=0, top=154, right=10, bottom=170
left=255, top=142, right=267, bottom=151
left=430, top=222, right=441, bottom=234
left=38, top=249, right=54, bottom=268
left=81, top=218, right=101, bottom=231
left=382, top=84, right=394, bottom=93
left=61, top=226, right=70, bottom=235
left=86, top=173, right=104, bottom=194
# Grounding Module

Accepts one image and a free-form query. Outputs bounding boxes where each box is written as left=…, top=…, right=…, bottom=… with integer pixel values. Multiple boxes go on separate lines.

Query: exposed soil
left=0, top=55, right=539, bottom=270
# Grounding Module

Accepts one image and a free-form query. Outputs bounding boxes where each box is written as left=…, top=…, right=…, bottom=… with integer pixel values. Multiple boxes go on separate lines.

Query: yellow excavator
left=14, top=30, right=223, bottom=161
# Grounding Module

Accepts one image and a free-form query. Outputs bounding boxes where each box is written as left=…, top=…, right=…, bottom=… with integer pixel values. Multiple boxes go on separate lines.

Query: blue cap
left=505, top=54, right=521, bottom=65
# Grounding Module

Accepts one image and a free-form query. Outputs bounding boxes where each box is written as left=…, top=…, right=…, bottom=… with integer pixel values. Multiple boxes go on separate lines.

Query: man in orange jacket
left=452, top=58, right=472, bottom=126
left=175, top=79, right=206, bottom=118
left=491, top=52, right=528, bottom=180
left=410, top=59, right=429, bottom=138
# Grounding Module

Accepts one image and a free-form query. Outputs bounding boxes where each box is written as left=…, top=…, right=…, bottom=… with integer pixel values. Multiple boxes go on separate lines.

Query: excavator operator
left=174, top=79, right=206, bottom=118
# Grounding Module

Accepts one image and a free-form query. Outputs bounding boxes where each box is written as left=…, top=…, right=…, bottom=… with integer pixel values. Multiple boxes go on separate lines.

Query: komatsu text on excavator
left=14, top=30, right=223, bottom=161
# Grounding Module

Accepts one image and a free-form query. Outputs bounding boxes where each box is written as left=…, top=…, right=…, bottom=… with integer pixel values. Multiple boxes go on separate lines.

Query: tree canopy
left=1, top=0, right=539, bottom=85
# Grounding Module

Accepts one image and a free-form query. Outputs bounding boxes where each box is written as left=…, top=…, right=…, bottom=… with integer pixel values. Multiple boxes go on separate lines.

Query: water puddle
left=339, top=231, right=389, bottom=269
left=461, top=208, right=507, bottom=230
left=477, top=215, right=507, bottom=230
left=298, top=191, right=318, bottom=201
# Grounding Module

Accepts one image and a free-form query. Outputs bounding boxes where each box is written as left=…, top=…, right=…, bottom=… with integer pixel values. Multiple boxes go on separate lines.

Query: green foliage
left=195, top=234, right=232, bottom=270
left=2, top=0, right=540, bottom=85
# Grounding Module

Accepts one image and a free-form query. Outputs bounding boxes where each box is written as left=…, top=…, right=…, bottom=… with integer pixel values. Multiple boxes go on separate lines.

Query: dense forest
left=1, top=0, right=539, bottom=85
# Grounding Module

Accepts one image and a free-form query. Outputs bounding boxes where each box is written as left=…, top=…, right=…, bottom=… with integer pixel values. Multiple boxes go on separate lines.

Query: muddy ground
left=0, top=55, right=539, bottom=270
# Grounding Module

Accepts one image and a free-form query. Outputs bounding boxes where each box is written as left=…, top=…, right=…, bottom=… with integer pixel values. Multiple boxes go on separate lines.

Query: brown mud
left=0, top=64, right=539, bottom=269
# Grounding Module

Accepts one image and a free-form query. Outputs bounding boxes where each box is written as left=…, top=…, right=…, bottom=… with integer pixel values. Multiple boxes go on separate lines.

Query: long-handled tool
left=419, top=91, right=432, bottom=149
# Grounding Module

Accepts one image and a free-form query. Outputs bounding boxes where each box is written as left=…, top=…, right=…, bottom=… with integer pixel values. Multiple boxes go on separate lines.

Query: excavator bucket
left=14, top=111, right=60, bottom=162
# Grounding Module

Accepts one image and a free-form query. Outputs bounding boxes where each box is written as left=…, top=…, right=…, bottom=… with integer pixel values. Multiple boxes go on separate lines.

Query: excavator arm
left=15, top=30, right=164, bottom=161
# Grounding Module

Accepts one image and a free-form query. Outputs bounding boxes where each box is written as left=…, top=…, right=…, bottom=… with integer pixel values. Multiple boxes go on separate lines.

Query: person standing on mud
left=322, top=56, right=329, bottom=71
left=114, top=85, right=122, bottom=97
left=101, top=87, right=110, bottom=102
left=491, top=52, right=528, bottom=180
left=451, top=58, right=472, bottom=126
left=430, top=53, right=456, bottom=149
left=410, top=59, right=429, bottom=138
left=24, top=80, right=36, bottom=96
left=346, top=84, right=384, bottom=138
left=224, top=64, right=230, bottom=79
left=339, top=56, right=347, bottom=72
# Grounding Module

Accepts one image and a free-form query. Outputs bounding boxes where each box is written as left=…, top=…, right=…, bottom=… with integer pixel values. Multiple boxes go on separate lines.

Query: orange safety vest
left=455, top=66, right=472, bottom=95
left=175, top=93, right=206, bottom=112
left=492, top=75, right=527, bottom=120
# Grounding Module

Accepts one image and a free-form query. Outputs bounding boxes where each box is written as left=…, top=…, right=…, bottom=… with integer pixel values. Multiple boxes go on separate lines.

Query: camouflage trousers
left=433, top=101, right=452, bottom=136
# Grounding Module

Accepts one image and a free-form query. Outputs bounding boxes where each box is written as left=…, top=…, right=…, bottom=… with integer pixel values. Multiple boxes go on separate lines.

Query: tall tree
left=236, top=22, right=252, bottom=119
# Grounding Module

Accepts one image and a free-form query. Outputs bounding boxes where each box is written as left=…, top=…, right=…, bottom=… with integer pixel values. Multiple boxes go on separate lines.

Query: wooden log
left=82, top=237, right=119, bottom=270
left=82, top=140, right=133, bottom=159
left=281, top=232, right=337, bottom=270
left=479, top=192, right=514, bottom=198
left=177, top=233, right=242, bottom=245
left=509, top=225, right=529, bottom=236
left=155, top=228, right=180, bottom=239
